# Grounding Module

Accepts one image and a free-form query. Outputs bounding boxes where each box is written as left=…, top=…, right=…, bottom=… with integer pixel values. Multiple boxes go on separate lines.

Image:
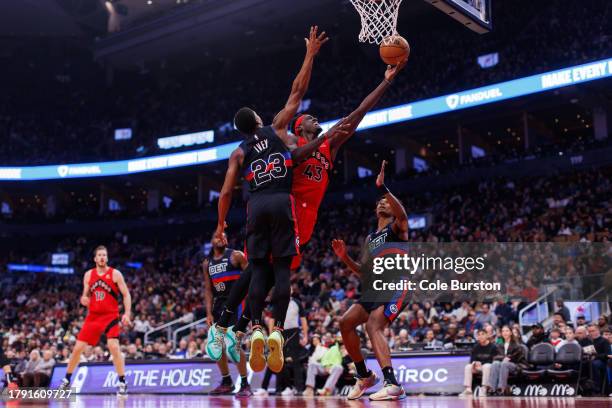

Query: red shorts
left=290, top=204, right=319, bottom=270
left=77, top=312, right=120, bottom=346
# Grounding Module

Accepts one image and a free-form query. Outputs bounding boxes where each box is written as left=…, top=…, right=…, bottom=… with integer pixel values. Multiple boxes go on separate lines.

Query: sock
left=118, top=375, right=126, bottom=384
left=354, top=360, right=371, bottom=378
left=382, top=366, right=399, bottom=386
left=222, top=374, right=232, bottom=386
left=241, top=375, right=248, bottom=387
left=235, top=315, right=251, bottom=334
left=65, top=372, right=73, bottom=382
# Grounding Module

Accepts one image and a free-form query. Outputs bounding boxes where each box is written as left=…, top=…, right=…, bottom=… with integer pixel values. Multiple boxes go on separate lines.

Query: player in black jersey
left=213, top=26, right=350, bottom=375
left=332, top=161, right=410, bottom=401
left=202, top=232, right=251, bottom=397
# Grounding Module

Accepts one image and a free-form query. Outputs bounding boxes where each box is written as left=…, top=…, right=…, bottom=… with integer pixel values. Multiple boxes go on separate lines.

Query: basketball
left=379, top=35, right=410, bottom=65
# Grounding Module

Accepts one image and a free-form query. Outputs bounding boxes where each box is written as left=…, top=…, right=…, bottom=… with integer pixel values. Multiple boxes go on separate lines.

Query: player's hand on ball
left=331, top=239, right=347, bottom=259
left=384, top=58, right=408, bottom=82
left=80, top=296, right=90, bottom=307
left=376, top=160, right=387, bottom=187
left=122, top=313, right=131, bottom=327
left=305, top=26, right=329, bottom=56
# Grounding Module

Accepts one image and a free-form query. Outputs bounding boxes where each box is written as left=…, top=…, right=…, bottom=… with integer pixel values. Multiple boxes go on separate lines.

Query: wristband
left=383, top=78, right=392, bottom=85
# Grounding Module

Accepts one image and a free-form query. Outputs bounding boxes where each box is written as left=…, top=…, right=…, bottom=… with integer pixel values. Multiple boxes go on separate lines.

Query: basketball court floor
left=7, top=395, right=610, bottom=408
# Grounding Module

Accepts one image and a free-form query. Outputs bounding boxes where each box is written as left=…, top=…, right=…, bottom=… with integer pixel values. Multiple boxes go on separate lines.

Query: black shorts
left=246, top=192, right=300, bottom=260
left=357, top=291, right=410, bottom=324
left=212, top=298, right=245, bottom=326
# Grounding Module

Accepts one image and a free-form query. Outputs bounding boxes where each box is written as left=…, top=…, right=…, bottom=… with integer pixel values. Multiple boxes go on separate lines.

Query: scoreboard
left=425, top=0, right=492, bottom=33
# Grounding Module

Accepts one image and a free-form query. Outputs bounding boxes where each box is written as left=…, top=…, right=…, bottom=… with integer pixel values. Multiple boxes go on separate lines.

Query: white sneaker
left=347, top=371, right=379, bottom=400
left=458, top=388, right=473, bottom=398
left=369, top=382, right=405, bottom=401
left=117, top=381, right=128, bottom=397
left=281, top=387, right=295, bottom=396
left=59, top=378, right=70, bottom=391
left=253, top=388, right=268, bottom=397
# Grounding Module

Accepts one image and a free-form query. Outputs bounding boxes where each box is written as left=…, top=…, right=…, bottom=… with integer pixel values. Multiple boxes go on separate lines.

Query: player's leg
left=340, top=303, right=378, bottom=400
left=267, top=256, right=292, bottom=373
left=366, top=307, right=405, bottom=401
left=216, top=265, right=252, bottom=330
left=234, top=349, right=252, bottom=397
left=60, top=340, right=88, bottom=389
left=210, top=352, right=233, bottom=395
left=246, top=258, right=274, bottom=372
left=104, top=317, right=127, bottom=396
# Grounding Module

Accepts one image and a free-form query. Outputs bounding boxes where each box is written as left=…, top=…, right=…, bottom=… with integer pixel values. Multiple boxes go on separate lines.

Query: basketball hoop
left=350, top=0, right=403, bottom=44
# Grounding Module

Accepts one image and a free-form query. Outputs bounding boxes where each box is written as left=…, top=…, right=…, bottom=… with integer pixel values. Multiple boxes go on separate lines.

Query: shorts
left=290, top=205, right=318, bottom=270
left=77, top=312, right=120, bottom=346
left=212, top=298, right=245, bottom=326
left=246, top=192, right=300, bottom=260
left=358, top=289, right=410, bottom=323
left=295, top=204, right=318, bottom=246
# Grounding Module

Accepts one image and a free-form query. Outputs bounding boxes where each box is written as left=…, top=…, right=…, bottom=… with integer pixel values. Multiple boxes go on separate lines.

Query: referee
left=282, top=289, right=309, bottom=394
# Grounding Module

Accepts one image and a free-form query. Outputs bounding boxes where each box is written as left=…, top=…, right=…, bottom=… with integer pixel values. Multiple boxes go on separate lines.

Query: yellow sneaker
left=249, top=328, right=266, bottom=372
left=267, top=329, right=284, bottom=373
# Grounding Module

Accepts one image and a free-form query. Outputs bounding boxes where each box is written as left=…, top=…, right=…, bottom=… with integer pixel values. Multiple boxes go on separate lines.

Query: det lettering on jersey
left=368, top=233, right=388, bottom=251
left=208, top=262, right=228, bottom=275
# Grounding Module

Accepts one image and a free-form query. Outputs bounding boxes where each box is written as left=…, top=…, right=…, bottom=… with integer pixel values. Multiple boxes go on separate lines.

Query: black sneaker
left=210, top=382, right=233, bottom=395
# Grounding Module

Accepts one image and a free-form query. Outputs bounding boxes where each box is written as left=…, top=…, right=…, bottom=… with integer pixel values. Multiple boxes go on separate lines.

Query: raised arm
left=202, top=259, right=214, bottom=326
left=329, top=60, right=407, bottom=161
left=376, top=160, right=409, bottom=239
left=287, top=119, right=351, bottom=165
left=215, top=148, right=244, bottom=243
left=81, top=270, right=91, bottom=307
left=272, top=26, right=328, bottom=133
left=331, top=239, right=362, bottom=276
left=113, top=269, right=132, bottom=327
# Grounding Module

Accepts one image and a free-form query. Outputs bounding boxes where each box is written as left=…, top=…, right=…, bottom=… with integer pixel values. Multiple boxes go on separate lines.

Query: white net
left=350, top=0, right=403, bottom=44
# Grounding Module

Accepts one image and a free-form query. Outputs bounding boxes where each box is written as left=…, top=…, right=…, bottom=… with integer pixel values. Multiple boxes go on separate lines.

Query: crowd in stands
left=1, top=163, right=611, bottom=394
left=0, top=0, right=610, bottom=165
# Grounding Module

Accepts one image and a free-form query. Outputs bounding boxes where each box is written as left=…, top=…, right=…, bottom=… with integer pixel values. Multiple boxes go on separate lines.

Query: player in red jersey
left=59, top=245, right=132, bottom=396
left=290, top=58, right=407, bottom=269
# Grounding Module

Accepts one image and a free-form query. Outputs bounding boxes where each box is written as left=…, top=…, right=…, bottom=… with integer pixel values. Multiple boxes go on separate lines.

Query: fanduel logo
left=446, top=88, right=503, bottom=110
left=446, top=95, right=459, bottom=109
left=57, top=165, right=102, bottom=178
left=57, top=165, right=69, bottom=178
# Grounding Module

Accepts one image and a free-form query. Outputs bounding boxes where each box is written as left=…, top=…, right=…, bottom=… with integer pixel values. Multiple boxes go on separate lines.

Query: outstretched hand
left=305, top=26, right=329, bottom=56
left=325, top=117, right=352, bottom=140
left=331, top=239, right=347, bottom=260
left=384, top=58, right=408, bottom=82
left=376, top=160, right=387, bottom=187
